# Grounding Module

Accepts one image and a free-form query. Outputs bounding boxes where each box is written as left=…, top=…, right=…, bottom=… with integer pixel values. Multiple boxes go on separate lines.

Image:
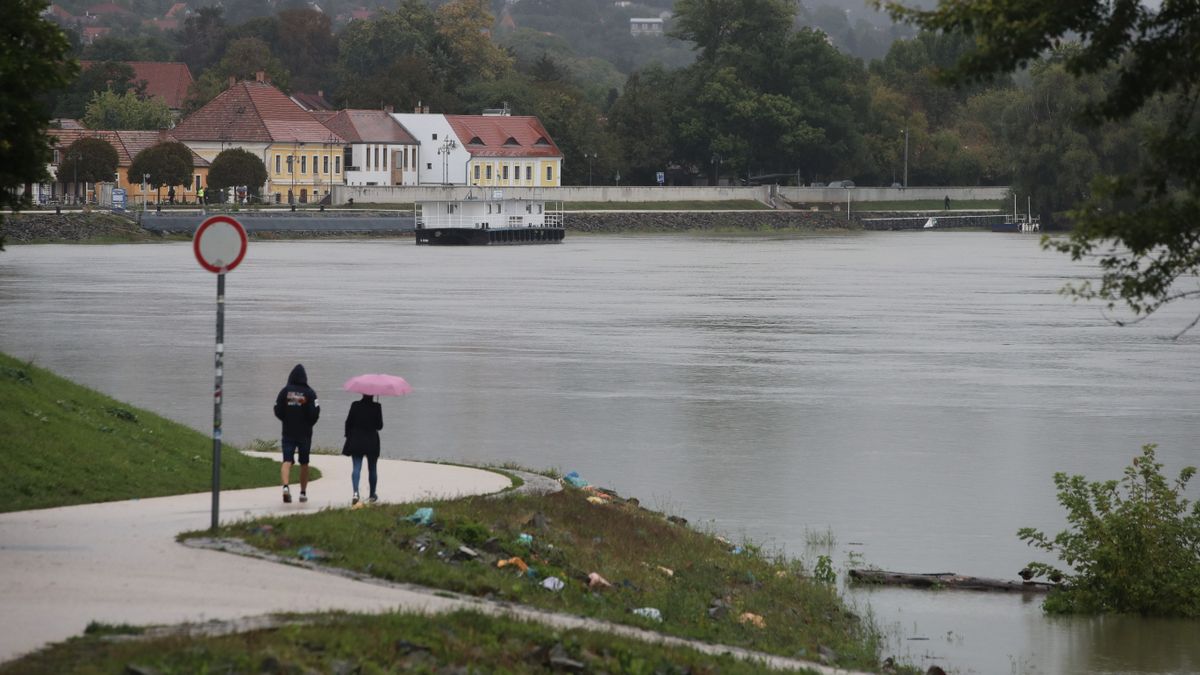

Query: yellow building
left=446, top=114, right=562, bottom=188
left=47, top=129, right=209, bottom=205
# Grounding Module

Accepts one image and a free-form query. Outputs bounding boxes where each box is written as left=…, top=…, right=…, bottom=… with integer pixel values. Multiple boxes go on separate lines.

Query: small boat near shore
left=414, top=192, right=564, bottom=245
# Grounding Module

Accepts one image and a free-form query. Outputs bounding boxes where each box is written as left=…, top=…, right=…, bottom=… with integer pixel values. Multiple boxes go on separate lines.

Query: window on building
left=526, top=165, right=532, bottom=181
left=195, top=175, right=201, bottom=191
left=502, top=165, right=508, bottom=180
left=486, top=165, right=492, bottom=179
left=474, top=165, right=480, bottom=180
left=381, top=147, right=387, bottom=170
left=426, top=162, right=432, bottom=170
left=546, top=165, right=553, bottom=182
left=275, top=155, right=281, bottom=174
left=323, top=155, right=329, bottom=174
left=301, top=156, right=307, bottom=174
left=432, top=133, right=438, bottom=140
left=287, top=156, right=294, bottom=173
left=335, top=156, right=341, bottom=173
left=313, top=155, right=318, bottom=174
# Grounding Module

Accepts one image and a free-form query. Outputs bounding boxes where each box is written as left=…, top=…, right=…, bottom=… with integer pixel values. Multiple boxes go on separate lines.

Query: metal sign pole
left=211, top=271, right=225, bottom=531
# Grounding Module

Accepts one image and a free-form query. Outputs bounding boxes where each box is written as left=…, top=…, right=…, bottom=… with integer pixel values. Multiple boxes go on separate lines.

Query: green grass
left=0, top=609, right=823, bottom=675
left=564, top=200, right=770, bottom=211
left=0, top=352, right=291, bottom=512
left=199, top=488, right=883, bottom=669
left=847, top=199, right=1005, bottom=211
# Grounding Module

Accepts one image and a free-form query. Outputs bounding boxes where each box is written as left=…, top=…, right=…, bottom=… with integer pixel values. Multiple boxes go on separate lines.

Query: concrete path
left=0, top=453, right=508, bottom=664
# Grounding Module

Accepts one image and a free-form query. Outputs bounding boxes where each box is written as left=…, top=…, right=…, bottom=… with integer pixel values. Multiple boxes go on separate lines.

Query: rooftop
left=445, top=115, right=562, bottom=159
left=171, top=80, right=344, bottom=144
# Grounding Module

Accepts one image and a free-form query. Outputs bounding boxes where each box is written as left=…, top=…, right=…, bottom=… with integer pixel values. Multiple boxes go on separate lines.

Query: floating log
left=848, top=569, right=1057, bottom=593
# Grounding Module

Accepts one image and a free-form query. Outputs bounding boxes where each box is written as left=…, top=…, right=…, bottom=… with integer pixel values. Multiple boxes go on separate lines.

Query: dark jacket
left=274, top=364, right=320, bottom=442
left=342, top=398, right=383, bottom=458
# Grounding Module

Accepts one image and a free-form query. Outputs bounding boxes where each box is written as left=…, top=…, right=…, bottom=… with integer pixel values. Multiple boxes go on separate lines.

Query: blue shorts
left=281, top=438, right=311, bottom=465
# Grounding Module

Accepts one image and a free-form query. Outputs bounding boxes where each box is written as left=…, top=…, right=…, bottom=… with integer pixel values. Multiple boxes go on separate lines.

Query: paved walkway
left=0, top=454, right=863, bottom=673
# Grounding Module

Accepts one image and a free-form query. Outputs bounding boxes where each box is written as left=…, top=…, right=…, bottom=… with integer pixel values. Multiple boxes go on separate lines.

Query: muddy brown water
left=3, top=233, right=1198, bottom=673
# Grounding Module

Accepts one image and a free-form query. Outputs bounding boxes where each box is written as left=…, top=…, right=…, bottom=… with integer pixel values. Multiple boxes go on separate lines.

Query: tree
left=53, top=60, right=142, bottom=119
left=671, top=0, right=793, bottom=64
left=82, top=90, right=173, bottom=130
left=128, top=142, right=193, bottom=200
left=173, top=6, right=228, bottom=76
left=274, top=8, right=337, bottom=92
left=885, top=0, right=1200, bottom=329
left=1, top=0, right=77, bottom=250
left=185, top=37, right=291, bottom=113
left=57, top=136, right=119, bottom=199
left=436, top=0, right=513, bottom=82
left=207, top=148, right=267, bottom=197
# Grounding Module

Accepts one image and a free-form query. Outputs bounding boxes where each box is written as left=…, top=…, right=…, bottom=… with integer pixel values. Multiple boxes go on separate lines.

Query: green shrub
left=1018, top=444, right=1200, bottom=617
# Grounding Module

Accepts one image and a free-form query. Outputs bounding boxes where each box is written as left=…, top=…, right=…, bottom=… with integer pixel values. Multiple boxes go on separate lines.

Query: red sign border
left=193, top=215, right=248, bottom=274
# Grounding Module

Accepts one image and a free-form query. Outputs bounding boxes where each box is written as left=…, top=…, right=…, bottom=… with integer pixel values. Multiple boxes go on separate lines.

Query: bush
left=1018, top=444, right=1200, bottom=617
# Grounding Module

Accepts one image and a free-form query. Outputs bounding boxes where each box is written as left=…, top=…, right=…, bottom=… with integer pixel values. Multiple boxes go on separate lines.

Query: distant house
left=45, top=129, right=210, bottom=205
left=316, top=108, right=420, bottom=186
left=81, top=26, right=111, bottom=44
left=169, top=74, right=346, bottom=204
left=447, top=114, right=563, bottom=188
left=79, top=61, right=195, bottom=115
left=290, top=91, right=335, bottom=112
left=145, top=2, right=189, bottom=31
left=629, top=17, right=664, bottom=36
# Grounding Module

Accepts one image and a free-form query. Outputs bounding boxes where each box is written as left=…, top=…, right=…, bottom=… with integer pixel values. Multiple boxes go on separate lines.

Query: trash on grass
left=586, top=496, right=606, bottom=505
left=657, top=565, right=675, bottom=578
left=517, top=532, right=534, bottom=546
left=541, top=577, right=565, bottom=591
left=587, top=572, right=612, bottom=590
left=738, top=612, right=766, bottom=628
left=404, top=507, right=434, bottom=526
left=632, top=607, right=663, bottom=622
left=296, top=545, right=329, bottom=561
left=563, top=471, right=589, bottom=488
left=497, top=557, right=529, bottom=573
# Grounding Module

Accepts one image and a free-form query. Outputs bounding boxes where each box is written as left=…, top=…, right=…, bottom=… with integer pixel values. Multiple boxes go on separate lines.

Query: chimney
left=228, top=75, right=236, bottom=88
left=318, top=90, right=324, bottom=98
left=414, top=100, right=423, bottom=114
left=383, top=104, right=393, bottom=113
left=255, top=70, right=266, bottom=83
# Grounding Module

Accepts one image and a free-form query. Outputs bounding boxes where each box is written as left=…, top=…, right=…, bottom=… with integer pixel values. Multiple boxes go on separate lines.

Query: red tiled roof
left=48, top=129, right=210, bottom=167
left=165, top=2, right=187, bottom=18
left=445, top=115, right=562, bottom=158
left=318, top=110, right=416, bottom=144
left=171, top=80, right=344, bottom=144
left=46, top=4, right=74, bottom=20
left=82, top=26, right=111, bottom=40
left=289, top=91, right=334, bottom=111
left=80, top=61, right=194, bottom=109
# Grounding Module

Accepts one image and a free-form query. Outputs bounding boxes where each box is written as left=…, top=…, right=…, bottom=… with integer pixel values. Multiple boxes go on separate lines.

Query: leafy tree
left=54, top=60, right=142, bottom=119
left=275, top=8, right=337, bottom=92
left=671, top=0, right=793, bottom=64
left=885, top=0, right=1200, bottom=327
left=127, top=142, right=193, bottom=200
left=173, top=6, right=228, bottom=76
left=2, top=0, right=78, bottom=250
left=436, top=0, right=513, bottom=82
left=81, top=34, right=175, bottom=62
left=1019, top=445, right=1200, bottom=618
left=57, top=136, right=119, bottom=198
left=185, top=37, right=291, bottom=113
left=207, top=148, right=268, bottom=197
left=82, top=90, right=172, bottom=130
left=606, top=66, right=685, bottom=185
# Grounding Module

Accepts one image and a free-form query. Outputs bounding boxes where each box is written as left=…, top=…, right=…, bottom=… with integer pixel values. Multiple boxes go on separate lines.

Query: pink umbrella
left=342, top=374, right=413, bottom=397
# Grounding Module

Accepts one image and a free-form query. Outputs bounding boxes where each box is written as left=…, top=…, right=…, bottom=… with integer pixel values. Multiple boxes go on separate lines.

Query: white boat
left=414, top=192, right=564, bottom=245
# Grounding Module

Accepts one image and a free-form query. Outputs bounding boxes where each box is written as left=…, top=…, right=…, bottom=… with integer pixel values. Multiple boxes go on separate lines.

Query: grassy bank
left=0, top=352, right=287, bottom=512
left=199, top=486, right=883, bottom=670
left=848, top=199, right=1005, bottom=211
left=0, top=609, right=822, bottom=674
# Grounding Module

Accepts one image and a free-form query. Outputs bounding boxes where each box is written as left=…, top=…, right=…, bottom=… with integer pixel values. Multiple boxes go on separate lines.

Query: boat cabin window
left=446, top=203, right=457, bottom=214
left=526, top=204, right=532, bottom=213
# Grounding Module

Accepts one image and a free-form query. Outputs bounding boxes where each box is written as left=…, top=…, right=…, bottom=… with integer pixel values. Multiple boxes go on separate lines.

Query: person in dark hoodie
left=342, top=394, right=384, bottom=504
left=274, top=364, right=320, bottom=503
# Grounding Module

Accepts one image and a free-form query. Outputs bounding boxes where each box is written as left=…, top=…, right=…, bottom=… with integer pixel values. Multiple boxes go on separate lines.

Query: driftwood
left=848, top=569, right=1057, bottom=593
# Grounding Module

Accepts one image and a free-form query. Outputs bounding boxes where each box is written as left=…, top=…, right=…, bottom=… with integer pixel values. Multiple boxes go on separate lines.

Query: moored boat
left=414, top=193, right=564, bottom=245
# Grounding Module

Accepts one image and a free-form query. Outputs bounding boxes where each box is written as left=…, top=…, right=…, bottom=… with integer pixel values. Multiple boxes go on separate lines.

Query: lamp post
left=584, top=152, right=597, bottom=186
left=711, top=154, right=722, bottom=186
left=142, top=173, right=150, bottom=210
left=615, top=170, right=621, bottom=187
left=438, top=138, right=458, bottom=185
left=902, top=128, right=909, bottom=188
left=70, top=151, right=79, bottom=205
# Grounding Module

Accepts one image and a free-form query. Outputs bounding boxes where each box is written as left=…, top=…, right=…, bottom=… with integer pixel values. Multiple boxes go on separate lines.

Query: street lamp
left=584, top=152, right=597, bottom=186
left=142, top=173, right=150, bottom=210
left=438, top=138, right=458, bottom=185
left=901, top=128, right=909, bottom=188
left=614, top=171, right=621, bottom=187
left=711, top=154, right=722, bottom=186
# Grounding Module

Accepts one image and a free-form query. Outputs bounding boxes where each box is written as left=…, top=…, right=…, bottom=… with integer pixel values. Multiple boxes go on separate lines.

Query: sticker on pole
left=193, top=215, right=247, bottom=273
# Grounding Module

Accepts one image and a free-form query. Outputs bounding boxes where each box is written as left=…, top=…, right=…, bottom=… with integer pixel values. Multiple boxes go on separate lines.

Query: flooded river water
left=2, top=232, right=1198, bottom=673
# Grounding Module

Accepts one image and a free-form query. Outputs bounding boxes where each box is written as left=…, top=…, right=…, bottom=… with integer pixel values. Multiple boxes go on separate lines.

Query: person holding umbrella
left=342, top=373, right=413, bottom=504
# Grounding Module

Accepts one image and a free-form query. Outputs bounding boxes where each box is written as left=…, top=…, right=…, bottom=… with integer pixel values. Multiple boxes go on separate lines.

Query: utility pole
left=584, top=152, right=597, bottom=186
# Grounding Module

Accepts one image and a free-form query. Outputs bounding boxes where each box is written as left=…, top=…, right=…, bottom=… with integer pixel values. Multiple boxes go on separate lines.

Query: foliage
left=885, top=0, right=1200, bottom=327
left=211, top=488, right=882, bottom=667
left=2, top=0, right=77, bottom=250
left=185, top=37, right=291, bottom=113
left=53, top=60, right=141, bottom=119
left=0, top=610, right=822, bottom=675
left=1018, top=445, right=1200, bottom=617
left=127, top=141, right=193, bottom=191
left=207, top=148, right=268, bottom=196
left=81, top=89, right=173, bottom=130
left=0, top=351, right=285, bottom=512
left=57, top=136, right=119, bottom=185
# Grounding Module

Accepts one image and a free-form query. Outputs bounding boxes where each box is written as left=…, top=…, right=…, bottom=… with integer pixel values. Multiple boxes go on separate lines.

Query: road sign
left=193, top=215, right=247, bottom=274
left=656, top=171, right=665, bottom=186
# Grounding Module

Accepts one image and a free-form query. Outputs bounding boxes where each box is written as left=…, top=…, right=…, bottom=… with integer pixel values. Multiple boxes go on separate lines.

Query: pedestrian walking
left=197, top=186, right=205, bottom=206
left=944, top=195, right=951, bottom=210
left=342, top=394, right=383, bottom=504
left=167, top=186, right=175, bottom=205
left=274, top=364, right=320, bottom=503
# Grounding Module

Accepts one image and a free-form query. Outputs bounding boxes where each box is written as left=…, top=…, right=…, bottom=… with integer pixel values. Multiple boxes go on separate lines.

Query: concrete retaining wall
left=781, top=186, right=1010, bottom=203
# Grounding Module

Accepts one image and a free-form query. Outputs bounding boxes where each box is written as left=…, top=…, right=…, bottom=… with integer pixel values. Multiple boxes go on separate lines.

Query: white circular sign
left=193, top=216, right=247, bottom=273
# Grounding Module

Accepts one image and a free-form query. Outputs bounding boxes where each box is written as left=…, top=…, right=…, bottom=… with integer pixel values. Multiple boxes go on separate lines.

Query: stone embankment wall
left=2, top=212, right=147, bottom=242
left=860, top=212, right=1008, bottom=231
left=567, top=210, right=858, bottom=232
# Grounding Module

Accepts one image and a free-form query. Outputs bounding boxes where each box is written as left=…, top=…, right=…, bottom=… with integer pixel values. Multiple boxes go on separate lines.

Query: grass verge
left=848, top=199, right=1005, bottom=211
left=564, top=200, right=770, bottom=211
left=0, top=352, right=293, bottom=512
left=196, top=487, right=883, bottom=670
left=0, top=609, right=824, bottom=674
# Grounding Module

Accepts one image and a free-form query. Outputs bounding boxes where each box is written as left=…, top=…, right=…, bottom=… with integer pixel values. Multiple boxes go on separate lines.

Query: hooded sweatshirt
left=274, top=364, right=320, bottom=441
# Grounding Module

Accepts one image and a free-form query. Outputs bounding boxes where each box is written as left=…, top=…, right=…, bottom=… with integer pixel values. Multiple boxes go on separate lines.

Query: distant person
left=342, top=394, right=384, bottom=504
left=167, top=186, right=175, bottom=205
left=197, top=186, right=205, bottom=206
left=944, top=195, right=951, bottom=210
left=274, top=364, right=320, bottom=503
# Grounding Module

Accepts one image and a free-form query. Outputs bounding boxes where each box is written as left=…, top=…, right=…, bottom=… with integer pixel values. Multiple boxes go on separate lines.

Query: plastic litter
left=404, top=507, right=434, bottom=526
left=731, top=545, right=745, bottom=555
left=657, top=565, right=675, bottom=578
left=517, top=532, right=534, bottom=546
left=497, top=557, right=529, bottom=573
left=541, top=576, right=565, bottom=591
left=738, top=612, right=766, bottom=628
left=587, top=572, right=612, bottom=590
left=296, top=545, right=328, bottom=561
left=563, top=471, right=589, bottom=488
left=632, top=607, right=663, bottom=622
left=586, top=496, right=606, bottom=505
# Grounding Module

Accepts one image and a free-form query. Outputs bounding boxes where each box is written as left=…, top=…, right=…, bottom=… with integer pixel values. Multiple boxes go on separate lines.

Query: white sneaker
left=352, top=492, right=360, bottom=505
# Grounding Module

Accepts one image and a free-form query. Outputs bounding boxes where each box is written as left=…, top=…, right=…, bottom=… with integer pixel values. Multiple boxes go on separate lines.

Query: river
left=2, top=232, right=1198, bottom=673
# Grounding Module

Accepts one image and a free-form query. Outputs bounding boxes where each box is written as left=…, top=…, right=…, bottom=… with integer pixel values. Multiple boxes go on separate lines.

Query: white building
left=390, top=113, right=471, bottom=185
left=630, top=17, right=664, bottom=36
left=316, top=109, right=420, bottom=186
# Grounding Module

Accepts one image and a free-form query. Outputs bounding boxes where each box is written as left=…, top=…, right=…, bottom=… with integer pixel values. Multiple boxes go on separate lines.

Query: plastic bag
left=404, top=507, right=434, bottom=526
left=541, top=577, right=565, bottom=591
left=632, top=607, right=662, bottom=622
left=497, top=557, right=529, bottom=573
left=563, top=471, right=589, bottom=488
